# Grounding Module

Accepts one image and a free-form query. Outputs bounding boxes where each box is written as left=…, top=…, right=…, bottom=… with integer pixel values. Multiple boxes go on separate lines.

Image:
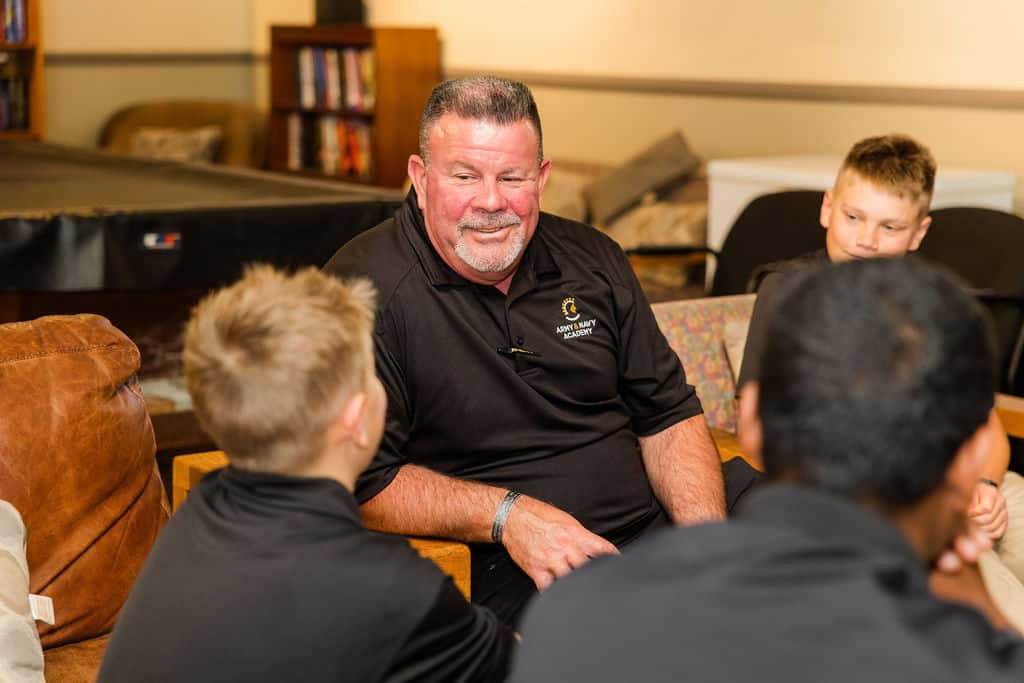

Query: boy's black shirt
left=737, top=249, right=831, bottom=389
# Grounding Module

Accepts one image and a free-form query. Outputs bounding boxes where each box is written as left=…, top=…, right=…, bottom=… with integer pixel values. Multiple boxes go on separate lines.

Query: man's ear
left=737, top=382, right=763, bottom=462
left=407, top=154, right=428, bottom=211
left=908, top=214, right=931, bottom=252
left=536, top=157, right=553, bottom=195
left=945, top=414, right=994, bottom=498
left=819, top=189, right=833, bottom=230
left=325, top=391, right=369, bottom=450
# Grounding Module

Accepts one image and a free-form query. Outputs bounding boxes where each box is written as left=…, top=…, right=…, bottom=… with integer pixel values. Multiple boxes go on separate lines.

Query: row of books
left=286, top=113, right=373, bottom=179
left=296, top=46, right=375, bottom=112
left=0, top=77, right=27, bottom=129
left=2, top=0, right=26, bottom=43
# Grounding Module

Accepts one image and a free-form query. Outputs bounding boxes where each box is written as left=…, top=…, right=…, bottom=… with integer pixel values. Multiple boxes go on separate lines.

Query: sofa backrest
left=0, top=314, right=169, bottom=648
left=98, top=99, right=267, bottom=168
left=653, top=294, right=756, bottom=432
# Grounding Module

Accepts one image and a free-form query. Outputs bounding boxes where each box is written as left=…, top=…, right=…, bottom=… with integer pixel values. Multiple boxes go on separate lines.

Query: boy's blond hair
left=183, top=265, right=376, bottom=473
left=840, top=134, right=936, bottom=211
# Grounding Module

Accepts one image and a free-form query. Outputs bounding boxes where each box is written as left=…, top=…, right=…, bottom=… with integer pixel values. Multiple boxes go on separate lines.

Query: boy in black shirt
left=99, top=266, right=513, bottom=683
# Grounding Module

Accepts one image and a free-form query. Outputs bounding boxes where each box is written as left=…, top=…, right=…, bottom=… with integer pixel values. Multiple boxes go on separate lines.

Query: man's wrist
left=491, top=490, right=522, bottom=544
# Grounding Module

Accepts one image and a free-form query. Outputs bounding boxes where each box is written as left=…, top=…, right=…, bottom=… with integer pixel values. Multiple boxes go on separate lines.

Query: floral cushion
left=653, top=294, right=756, bottom=432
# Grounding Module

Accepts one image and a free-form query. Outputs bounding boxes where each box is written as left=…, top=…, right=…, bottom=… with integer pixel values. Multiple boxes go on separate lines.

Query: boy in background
left=99, top=266, right=513, bottom=682
left=737, top=134, right=1024, bottom=626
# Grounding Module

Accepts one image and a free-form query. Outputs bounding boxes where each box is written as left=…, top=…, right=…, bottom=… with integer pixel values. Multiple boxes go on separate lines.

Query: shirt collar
left=216, top=465, right=362, bottom=525
left=397, top=187, right=561, bottom=290
left=737, top=483, right=925, bottom=577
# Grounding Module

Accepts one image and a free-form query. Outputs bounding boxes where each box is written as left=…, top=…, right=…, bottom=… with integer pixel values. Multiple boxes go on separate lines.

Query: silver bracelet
left=491, top=490, right=522, bottom=544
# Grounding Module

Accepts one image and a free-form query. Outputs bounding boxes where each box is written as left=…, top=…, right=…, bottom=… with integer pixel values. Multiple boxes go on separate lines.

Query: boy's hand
left=969, top=481, right=1008, bottom=541
left=935, top=520, right=993, bottom=574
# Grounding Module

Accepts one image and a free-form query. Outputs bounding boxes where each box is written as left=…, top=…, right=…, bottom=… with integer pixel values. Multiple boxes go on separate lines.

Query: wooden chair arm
left=996, top=393, right=1024, bottom=440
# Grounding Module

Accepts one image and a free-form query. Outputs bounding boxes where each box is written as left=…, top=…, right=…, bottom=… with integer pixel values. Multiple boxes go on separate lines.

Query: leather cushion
left=0, top=314, right=168, bottom=648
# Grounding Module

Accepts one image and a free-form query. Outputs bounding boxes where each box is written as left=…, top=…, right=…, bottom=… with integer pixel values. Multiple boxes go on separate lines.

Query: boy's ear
left=944, top=413, right=993, bottom=499
left=326, top=391, right=369, bottom=449
left=737, top=382, right=763, bottom=462
left=908, top=214, right=931, bottom=252
left=819, top=189, right=834, bottom=230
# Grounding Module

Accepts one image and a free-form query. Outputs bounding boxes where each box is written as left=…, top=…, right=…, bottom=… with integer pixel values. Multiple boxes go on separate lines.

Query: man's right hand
left=500, top=495, right=619, bottom=591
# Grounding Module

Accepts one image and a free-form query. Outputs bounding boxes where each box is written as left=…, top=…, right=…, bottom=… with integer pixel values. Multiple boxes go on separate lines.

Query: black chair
left=625, top=190, right=826, bottom=297
left=917, top=207, right=1024, bottom=395
left=709, top=190, right=826, bottom=296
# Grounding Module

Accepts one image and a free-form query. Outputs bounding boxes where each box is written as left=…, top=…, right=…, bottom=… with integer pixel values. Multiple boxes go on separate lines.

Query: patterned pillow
left=130, top=125, right=223, bottom=163
left=652, top=294, right=756, bottom=432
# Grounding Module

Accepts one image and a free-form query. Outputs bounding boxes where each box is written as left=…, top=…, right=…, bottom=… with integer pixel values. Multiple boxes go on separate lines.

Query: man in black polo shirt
left=324, top=76, right=726, bottom=625
left=511, top=258, right=1024, bottom=682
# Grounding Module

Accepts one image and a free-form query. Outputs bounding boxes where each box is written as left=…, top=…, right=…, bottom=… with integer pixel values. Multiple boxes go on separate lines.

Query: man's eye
left=500, top=177, right=524, bottom=183
left=847, top=214, right=858, bottom=221
left=883, top=225, right=900, bottom=232
left=454, top=174, right=474, bottom=181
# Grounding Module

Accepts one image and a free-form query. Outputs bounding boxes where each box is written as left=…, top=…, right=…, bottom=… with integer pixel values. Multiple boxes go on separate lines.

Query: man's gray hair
left=418, top=76, right=544, bottom=166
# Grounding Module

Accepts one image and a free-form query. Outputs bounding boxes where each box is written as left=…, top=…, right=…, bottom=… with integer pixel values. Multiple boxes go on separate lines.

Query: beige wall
left=43, top=0, right=312, bottom=53
left=40, top=0, right=313, bottom=147
left=367, top=1, right=1024, bottom=206
left=368, top=0, right=1024, bottom=89
left=36, top=1, right=1024, bottom=206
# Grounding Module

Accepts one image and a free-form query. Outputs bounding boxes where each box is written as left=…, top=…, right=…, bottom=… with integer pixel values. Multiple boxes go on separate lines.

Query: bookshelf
left=268, top=25, right=440, bottom=188
left=0, top=0, right=43, bottom=140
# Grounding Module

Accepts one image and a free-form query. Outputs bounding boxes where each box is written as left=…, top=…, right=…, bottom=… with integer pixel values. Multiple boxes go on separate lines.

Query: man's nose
left=473, top=177, right=506, bottom=212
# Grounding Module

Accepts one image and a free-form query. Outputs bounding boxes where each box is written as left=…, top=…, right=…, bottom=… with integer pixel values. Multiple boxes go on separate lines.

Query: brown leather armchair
left=0, top=314, right=169, bottom=682
left=98, top=99, right=268, bottom=168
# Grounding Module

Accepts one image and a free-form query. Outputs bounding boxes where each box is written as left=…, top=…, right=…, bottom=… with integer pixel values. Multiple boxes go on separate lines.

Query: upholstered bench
left=652, top=294, right=757, bottom=435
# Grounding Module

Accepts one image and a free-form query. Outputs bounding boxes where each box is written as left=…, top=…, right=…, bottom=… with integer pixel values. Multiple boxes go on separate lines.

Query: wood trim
left=45, top=52, right=263, bottom=65
left=996, top=393, right=1024, bottom=439
left=447, top=67, right=1024, bottom=111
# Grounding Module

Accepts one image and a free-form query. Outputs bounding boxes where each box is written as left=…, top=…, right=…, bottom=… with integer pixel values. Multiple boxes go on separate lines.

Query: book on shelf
left=341, top=48, right=362, bottom=111
left=324, top=49, right=341, bottom=110
left=286, top=113, right=374, bottom=180
left=294, top=45, right=375, bottom=113
left=359, top=49, right=376, bottom=111
left=297, top=47, right=315, bottom=109
left=2, top=0, right=26, bottom=43
left=0, top=51, right=27, bottom=130
left=286, top=113, right=301, bottom=171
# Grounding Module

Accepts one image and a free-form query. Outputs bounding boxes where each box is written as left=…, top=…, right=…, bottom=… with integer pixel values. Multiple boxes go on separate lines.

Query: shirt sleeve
left=381, top=578, right=514, bottom=683
left=736, top=272, right=785, bottom=391
left=610, top=248, right=703, bottom=436
left=0, top=501, right=45, bottom=683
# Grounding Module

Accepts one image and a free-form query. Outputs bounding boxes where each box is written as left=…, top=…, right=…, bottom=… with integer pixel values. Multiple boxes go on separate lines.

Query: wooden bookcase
left=0, top=0, right=43, bottom=140
left=268, top=24, right=440, bottom=188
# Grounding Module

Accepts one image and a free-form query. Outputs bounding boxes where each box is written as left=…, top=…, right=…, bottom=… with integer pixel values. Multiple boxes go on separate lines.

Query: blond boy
left=99, top=266, right=512, bottom=683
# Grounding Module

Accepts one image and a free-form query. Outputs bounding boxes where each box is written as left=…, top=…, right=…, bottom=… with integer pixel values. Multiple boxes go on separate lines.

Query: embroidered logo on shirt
left=555, top=296, right=598, bottom=340
left=561, top=296, right=581, bottom=322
